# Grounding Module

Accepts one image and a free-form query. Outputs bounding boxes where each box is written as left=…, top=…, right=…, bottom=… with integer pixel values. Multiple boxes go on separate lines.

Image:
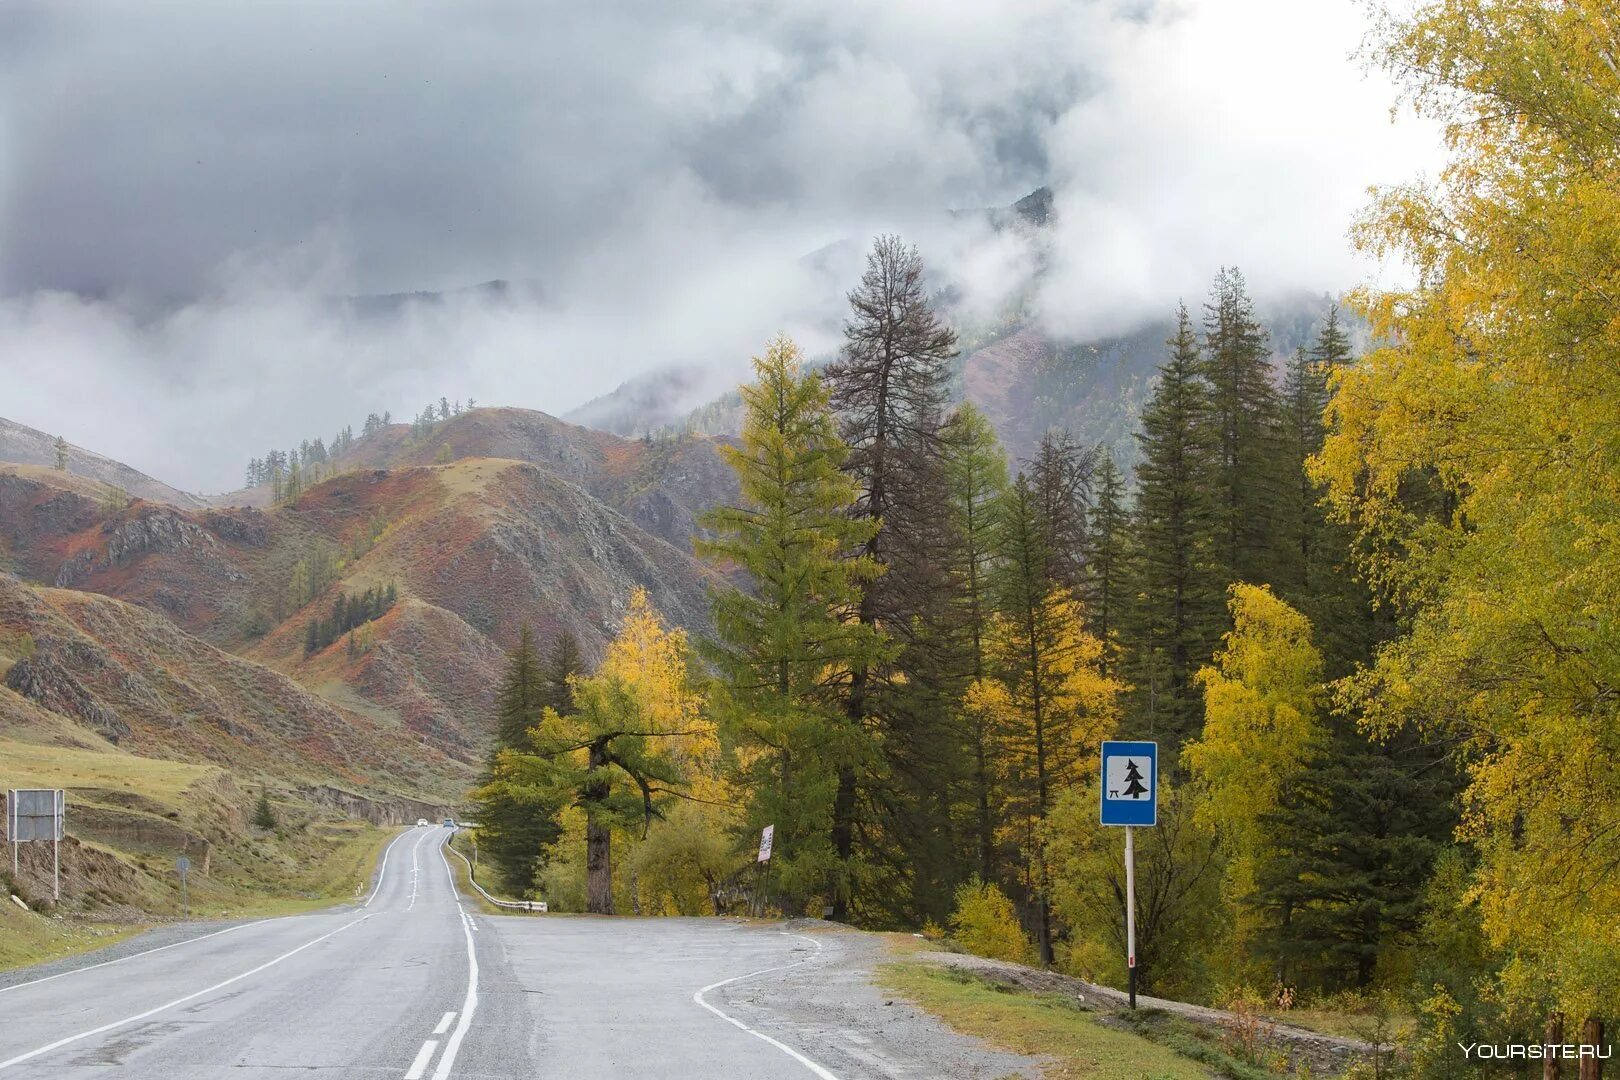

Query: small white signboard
left=757, top=824, right=774, bottom=863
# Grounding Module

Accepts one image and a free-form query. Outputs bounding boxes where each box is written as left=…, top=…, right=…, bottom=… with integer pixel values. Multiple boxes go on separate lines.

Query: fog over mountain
left=0, top=0, right=1439, bottom=492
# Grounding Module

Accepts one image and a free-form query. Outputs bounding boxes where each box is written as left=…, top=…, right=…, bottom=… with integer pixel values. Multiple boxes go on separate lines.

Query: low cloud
left=0, top=0, right=1439, bottom=491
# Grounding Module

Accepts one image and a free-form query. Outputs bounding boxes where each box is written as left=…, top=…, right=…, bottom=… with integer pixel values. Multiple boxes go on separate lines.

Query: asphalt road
left=0, top=828, right=1032, bottom=1079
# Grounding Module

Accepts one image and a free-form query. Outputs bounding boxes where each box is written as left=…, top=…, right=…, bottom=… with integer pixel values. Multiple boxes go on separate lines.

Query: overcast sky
left=0, top=0, right=1439, bottom=492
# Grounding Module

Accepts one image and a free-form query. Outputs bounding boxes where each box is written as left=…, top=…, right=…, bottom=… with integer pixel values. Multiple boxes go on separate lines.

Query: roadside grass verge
left=879, top=961, right=1214, bottom=1079
left=0, top=904, right=142, bottom=972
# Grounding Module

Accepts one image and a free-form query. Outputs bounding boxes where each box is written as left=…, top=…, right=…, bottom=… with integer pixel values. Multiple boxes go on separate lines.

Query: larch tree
left=697, top=336, right=880, bottom=911
left=822, top=234, right=957, bottom=920
left=1315, top=0, right=1620, bottom=1028
left=1184, top=584, right=1326, bottom=966
left=510, top=589, right=710, bottom=914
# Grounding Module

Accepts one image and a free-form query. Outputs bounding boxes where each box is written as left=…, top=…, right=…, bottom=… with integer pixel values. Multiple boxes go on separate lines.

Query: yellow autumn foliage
left=1185, top=584, right=1325, bottom=911
left=1314, top=0, right=1620, bottom=1017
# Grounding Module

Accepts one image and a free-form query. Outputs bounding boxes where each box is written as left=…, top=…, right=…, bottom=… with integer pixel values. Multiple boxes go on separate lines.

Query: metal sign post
left=1100, top=742, right=1157, bottom=1009
left=7, top=789, right=65, bottom=903
left=176, top=855, right=191, bottom=917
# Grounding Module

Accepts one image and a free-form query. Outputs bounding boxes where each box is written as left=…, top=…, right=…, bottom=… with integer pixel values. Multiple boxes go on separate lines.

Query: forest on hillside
left=472, top=1, right=1616, bottom=1070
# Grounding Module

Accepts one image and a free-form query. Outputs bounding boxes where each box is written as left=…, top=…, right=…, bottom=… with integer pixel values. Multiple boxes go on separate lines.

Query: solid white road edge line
left=0, top=913, right=372, bottom=1071
left=433, top=1011, right=456, bottom=1035
left=431, top=834, right=480, bottom=1080
left=691, top=932, right=839, bottom=1080
left=404, top=1039, right=440, bottom=1080
left=0, top=825, right=412, bottom=1000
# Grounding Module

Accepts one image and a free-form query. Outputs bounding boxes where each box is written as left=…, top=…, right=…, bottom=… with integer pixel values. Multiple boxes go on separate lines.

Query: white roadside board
left=6, top=789, right=64, bottom=842
left=757, top=824, right=774, bottom=863
left=7, top=788, right=65, bottom=901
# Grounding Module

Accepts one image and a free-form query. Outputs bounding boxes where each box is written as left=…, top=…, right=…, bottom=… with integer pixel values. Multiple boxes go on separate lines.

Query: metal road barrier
left=444, top=831, right=547, bottom=913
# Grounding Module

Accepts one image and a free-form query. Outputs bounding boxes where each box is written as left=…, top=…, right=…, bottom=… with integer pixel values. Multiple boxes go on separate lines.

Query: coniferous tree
left=539, top=630, right=583, bottom=717
left=1257, top=726, right=1457, bottom=990
left=1279, top=344, right=1330, bottom=592
left=1025, top=432, right=1094, bottom=590
left=1124, top=305, right=1224, bottom=752
left=939, top=403, right=1009, bottom=883
left=698, top=336, right=879, bottom=911
left=1201, top=267, right=1286, bottom=588
left=1083, top=450, right=1128, bottom=673
left=980, top=474, right=1122, bottom=964
left=253, top=789, right=277, bottom=830
left=822, top=234, right=956, bottom=919
left=474, top=626, right=564, bottom=892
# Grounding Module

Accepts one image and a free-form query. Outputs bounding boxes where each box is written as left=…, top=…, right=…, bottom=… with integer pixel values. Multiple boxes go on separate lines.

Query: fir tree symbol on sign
left=1120, top=760, right=1148, bottom=799
left=1107, top=756, right=1152, bottom=800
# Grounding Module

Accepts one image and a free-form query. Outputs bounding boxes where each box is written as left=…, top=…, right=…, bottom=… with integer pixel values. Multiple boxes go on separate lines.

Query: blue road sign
left=1100, top=741, right=1157, bottom=827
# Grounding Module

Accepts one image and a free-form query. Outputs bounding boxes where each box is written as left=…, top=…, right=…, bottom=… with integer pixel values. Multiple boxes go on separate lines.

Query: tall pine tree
left=1124, top=305, right=1224, bottom=752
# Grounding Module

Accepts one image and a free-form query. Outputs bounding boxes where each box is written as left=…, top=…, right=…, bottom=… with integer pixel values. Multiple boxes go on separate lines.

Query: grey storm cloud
left=1, top=0, right=1072, bottom=298
left=0, top=0, right=1440, bottom=492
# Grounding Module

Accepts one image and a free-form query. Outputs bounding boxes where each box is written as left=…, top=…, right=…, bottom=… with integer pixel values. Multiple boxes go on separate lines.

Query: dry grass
left=879, top=962, right=1211, bottom=1080
left=0, top=737, right=218, bottom=808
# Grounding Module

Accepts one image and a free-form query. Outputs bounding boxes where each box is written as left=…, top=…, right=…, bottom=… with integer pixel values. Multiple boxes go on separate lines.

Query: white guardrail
left=445, top=831, right=547, bottom=913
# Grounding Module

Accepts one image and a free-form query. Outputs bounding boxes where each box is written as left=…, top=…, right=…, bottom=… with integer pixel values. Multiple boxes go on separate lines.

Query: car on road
left=416, top=818, right=429, bottom=827
left=443, top=818, right=455, bottom=828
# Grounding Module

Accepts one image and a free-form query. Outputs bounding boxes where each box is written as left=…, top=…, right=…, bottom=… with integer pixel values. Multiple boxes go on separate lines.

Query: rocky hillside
left=0, top=434, right=723, bottom=766
left=0, top=418, right=206, bottom=509
left=0, top=574, right=466, bottom=799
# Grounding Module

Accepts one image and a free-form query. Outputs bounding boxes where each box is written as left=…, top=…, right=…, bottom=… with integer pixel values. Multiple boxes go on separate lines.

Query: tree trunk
left=584, top=740, right=613, bottom=915
left=585, top=808, right=613, bottom=914
left=1579, top=1017, right=1604, bottom=1080
left=830, top=661, right=865, bottom=922
left=1545, top=1014, right=1563, bottom=1080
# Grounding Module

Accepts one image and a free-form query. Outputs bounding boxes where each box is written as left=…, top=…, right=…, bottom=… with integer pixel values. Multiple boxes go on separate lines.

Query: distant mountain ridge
left=0, top=417, right=206, bottom=508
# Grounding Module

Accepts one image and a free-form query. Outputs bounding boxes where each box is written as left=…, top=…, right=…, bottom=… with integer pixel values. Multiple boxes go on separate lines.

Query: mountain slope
left=0, top=574, right=467, bottom=799
left=0, top=418, right=206, bottom=509
left=0, top=447, right=721, bottom=768
left=215, top=407, right=737, bottom=551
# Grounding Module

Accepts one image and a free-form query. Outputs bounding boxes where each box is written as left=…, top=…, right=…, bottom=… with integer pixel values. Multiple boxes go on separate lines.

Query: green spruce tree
left=939, top=403, right=1009, bottom=884
left=1124, top=304, right=1224, bottom=752
left=1082, top=449, right=1128, bottom=673
left=473, top=626, right=564, bottom=892
left=1200, top=267, right=1286, bottom=588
